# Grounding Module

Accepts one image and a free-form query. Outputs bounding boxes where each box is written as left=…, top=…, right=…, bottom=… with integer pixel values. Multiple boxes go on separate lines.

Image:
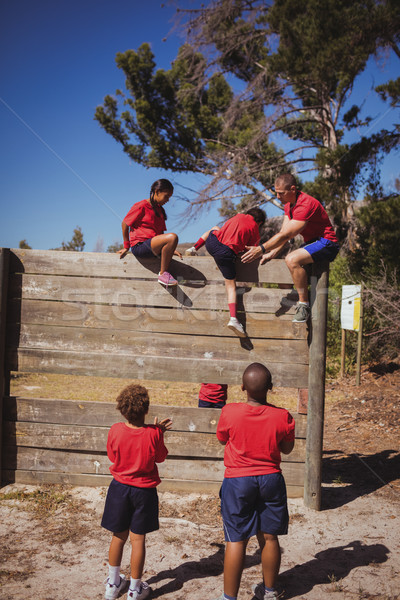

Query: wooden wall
left=1, top=248, right=320, bottom=501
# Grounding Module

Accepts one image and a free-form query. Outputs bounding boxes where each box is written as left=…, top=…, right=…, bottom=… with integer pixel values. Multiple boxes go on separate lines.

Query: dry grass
left=10, top=372, right=300, bottom=412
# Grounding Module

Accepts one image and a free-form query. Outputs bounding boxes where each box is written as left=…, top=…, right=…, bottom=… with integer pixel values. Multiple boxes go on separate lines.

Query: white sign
left=341, top=285, right=361, bottom=331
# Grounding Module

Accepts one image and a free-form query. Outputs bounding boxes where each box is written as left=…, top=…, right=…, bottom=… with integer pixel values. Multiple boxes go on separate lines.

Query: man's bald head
left=242, top=363, right=273, bottom=401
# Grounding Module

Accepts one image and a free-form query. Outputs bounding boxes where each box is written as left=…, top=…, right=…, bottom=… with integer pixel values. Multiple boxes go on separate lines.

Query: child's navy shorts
left=205, top=231, right=237, bottom=280
left=131, top=238, right=159, bottom=258
left=303, top=237, right=339, bottom=263
left=220, top=473, right=289, bottom=542
left=198, top=399, right=226, bottom=408
left=101, top=479, right=159, bottom=534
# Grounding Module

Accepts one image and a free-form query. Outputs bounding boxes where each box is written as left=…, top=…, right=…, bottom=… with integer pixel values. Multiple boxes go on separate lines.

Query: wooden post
left=340, top=328, right=346, bottom=378
left=304, top=262, right=329, bottom=510
left=0, top=248, right=10, bottom=485
left=355, top=283, right=364, bottom=386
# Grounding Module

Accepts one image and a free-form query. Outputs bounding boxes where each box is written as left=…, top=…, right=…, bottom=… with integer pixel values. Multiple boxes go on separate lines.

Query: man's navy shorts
left=131, top=238, right=158, bottom=258
left=205, top=231, right=237, bottom=280
left=303, top=237, right=339, bottom=263
left=101, top=479, right=159, bottom=534
left=220, top=473, right=289, bottom=542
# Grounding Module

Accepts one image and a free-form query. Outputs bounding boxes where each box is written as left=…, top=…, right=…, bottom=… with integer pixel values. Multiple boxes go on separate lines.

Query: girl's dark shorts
left=131, top=238, right=158, bottom=258
left=220, top=473, right=289, bottom=542
left=101, top=479, right=159, bottom=534
left=205, top=231, right=237, bottom=280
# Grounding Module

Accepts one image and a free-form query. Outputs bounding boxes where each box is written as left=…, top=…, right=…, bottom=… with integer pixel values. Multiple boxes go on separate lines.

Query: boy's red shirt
left=215, top=214, right=260, bottom=254
left=216, top=402, right=295, bottom=477
left=107, top=422, right=168, bottom=487
left=284, top=192, right=338, bottom=243
left=199, top=383, right=228, bottom=404
left=123, top=199, right=166, bottom=247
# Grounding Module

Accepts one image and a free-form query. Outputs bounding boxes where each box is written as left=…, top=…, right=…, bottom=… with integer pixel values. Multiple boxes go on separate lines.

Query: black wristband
left=259, top=244, right=266, bottom=254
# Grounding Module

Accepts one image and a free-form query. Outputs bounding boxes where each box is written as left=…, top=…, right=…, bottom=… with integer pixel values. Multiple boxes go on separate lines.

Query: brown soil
left=1, top=364, right=399, bottom=600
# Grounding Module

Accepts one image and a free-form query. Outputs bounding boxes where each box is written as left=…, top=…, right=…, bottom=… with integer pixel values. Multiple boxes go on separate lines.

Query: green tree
left=61, top=227, right=85, bottom=252
left=106, top=241, right=123, bottom=253
left=19, top=239, right=32, bottom=249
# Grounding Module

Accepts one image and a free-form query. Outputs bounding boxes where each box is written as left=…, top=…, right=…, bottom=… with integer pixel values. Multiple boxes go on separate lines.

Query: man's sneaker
left=292, top=303, right=310, bottom=323
left=128, top=581, right=151, bottom=600
left=227, top=317, right=246, bottom=337
left=252, top=582, right=280, bottom=599
left=104, top=574, right=129, bottom=599
left=158, top=271, right=178, bottom=287
left=185, top=246, right=198, bottom=256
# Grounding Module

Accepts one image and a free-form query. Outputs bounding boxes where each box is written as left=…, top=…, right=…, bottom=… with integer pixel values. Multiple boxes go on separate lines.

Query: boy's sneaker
left=128, top=582, right=151, bottom=600
left=252, top=582, right=280, bottom=599
left=104, top=574, right=129, bottom=599
left=185, top=246, right=198, bottom=256
left=292, top=303, right=310, bottom=323
left=158, top=271, right=178, bottom=287
left=227, top=317, right=246, bottom=338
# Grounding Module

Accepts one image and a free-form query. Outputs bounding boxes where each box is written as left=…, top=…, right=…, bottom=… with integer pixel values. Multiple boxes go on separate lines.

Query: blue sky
left=0, top=0, right=398, bottom=252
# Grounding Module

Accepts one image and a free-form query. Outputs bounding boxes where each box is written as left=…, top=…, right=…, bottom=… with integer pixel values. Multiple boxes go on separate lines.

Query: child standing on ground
left=186, top=208, right=266, bottom=337
left=214, top=362, right=295, bottom=600
left=101, top=384, right=172, bottom=600
left=118, top=178, right=182, bottom=287
left=198, top=383, right=228, bottom=408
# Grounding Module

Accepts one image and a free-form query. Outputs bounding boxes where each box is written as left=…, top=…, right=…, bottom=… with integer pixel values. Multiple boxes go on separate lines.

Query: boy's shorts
left=131, top=238, right=159, bottom=258
left=220, top=473, right=289, bottom=542
left=198, top=399, right=226, bottom=408
left=101, top=479, right=159, bottom=534
left=303, top=237, right=339, bottom=263
left=205, top=231, right=237, bottom=280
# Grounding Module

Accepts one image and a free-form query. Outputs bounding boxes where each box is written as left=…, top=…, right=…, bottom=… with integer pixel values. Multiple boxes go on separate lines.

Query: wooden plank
left=3, top=397, right=308, bottom=437
left=7, top=348, right=309, bottom=387
left=8, top=298, right=306, bottom=340
left=3, top=446, right=305, bottom=485
left=0, top=469, right=304, bottom=498
left=8, top=323, right=309, bottom=365
left=10, top=249, right=293, bottom=284
left=9, top=273, right=298, bottom=315
left=0, top=248, right=10, bottom=483
left=304, top=263, right=329, bottom=511
left=2, top=421, right=307, bottom=462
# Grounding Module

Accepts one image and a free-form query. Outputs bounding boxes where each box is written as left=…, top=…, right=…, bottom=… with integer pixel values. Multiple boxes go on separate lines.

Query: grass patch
left=0, top=485, right=83, bottom=518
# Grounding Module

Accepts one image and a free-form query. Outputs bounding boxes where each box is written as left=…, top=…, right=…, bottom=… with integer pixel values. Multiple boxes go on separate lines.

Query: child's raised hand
left=154, top=416, right=173, bottom=432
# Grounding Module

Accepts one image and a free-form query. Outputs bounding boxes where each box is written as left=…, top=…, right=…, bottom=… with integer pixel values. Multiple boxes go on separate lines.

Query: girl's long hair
left=149, top=179, right=173, bottom=220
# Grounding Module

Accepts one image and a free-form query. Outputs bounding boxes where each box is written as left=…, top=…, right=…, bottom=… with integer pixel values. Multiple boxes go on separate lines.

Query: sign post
left=340, top=284, right=363, bottom=384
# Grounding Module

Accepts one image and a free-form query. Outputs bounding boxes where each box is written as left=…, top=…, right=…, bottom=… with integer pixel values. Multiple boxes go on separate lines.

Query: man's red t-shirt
left=284, top=192, right=338, bottom=243
left=123, top=199, right=166, bottom=247
left=199, top=383, right=228, bottom=404
left=216, top=402, right=295, bottom=477
left=107, top=422, right=168, bottom=487
left=215, top=214, right=260, bottom=254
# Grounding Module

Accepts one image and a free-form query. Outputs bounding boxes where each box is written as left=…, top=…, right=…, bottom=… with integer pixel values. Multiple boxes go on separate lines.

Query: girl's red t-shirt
left=216, top=402, right=295, bottom=477
left=123, top=199, right=166, bottom=247
left=107, top=422, right=168, bottom=487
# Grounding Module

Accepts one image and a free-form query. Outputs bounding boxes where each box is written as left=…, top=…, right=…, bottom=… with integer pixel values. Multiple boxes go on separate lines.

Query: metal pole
left=355, top=283, right=364, bottom=386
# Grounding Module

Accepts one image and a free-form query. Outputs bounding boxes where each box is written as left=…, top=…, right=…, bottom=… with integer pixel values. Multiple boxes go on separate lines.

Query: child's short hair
left=116, top=384, right=149, bottom=424
left=245, top=207, right=266, bottom=226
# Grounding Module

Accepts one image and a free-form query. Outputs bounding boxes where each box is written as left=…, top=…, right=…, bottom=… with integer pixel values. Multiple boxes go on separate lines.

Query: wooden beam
left=304, top=263, right=329, bottom=510
left=0, top=248, right=10, bottom=484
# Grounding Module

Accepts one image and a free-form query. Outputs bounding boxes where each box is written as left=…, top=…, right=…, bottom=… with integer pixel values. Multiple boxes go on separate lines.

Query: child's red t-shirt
left=216, top=402, right=295, bottom=477
left=215, top=214, right=260, bottom=253
left=107, top=422, right=168, bottom=487
left=199, top=383, right=228, bottom=404
left=284, top=192, right=338, bottom=243
left=123, top=199, right=166, bottom=247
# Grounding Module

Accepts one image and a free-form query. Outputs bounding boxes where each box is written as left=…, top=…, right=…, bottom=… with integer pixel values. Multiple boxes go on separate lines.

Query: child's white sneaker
left=252, top=582, right=280, bottom=599
left=185, top=246, right=198, bottom=256
left=227, top=317, right=246, bottom=337
left=128, top=581, right=151, bottom=600
left=104, top=574, right=129, bottom=599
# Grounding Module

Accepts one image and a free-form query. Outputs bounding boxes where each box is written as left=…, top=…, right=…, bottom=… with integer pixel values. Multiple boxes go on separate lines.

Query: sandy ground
left=1, top=365, right=400, bottom=600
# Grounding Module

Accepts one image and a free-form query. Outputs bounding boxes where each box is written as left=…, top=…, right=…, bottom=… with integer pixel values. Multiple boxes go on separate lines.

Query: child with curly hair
left=101, top=384, right=172, bottom=600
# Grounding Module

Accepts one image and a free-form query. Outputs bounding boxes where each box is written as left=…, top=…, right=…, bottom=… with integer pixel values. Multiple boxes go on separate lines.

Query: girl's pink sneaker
left=158, top=271, right=178, bottom=287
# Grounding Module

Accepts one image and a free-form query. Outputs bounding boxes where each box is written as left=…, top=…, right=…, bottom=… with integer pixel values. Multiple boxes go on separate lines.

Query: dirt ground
left=1, top=364, right=399, bottom=600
